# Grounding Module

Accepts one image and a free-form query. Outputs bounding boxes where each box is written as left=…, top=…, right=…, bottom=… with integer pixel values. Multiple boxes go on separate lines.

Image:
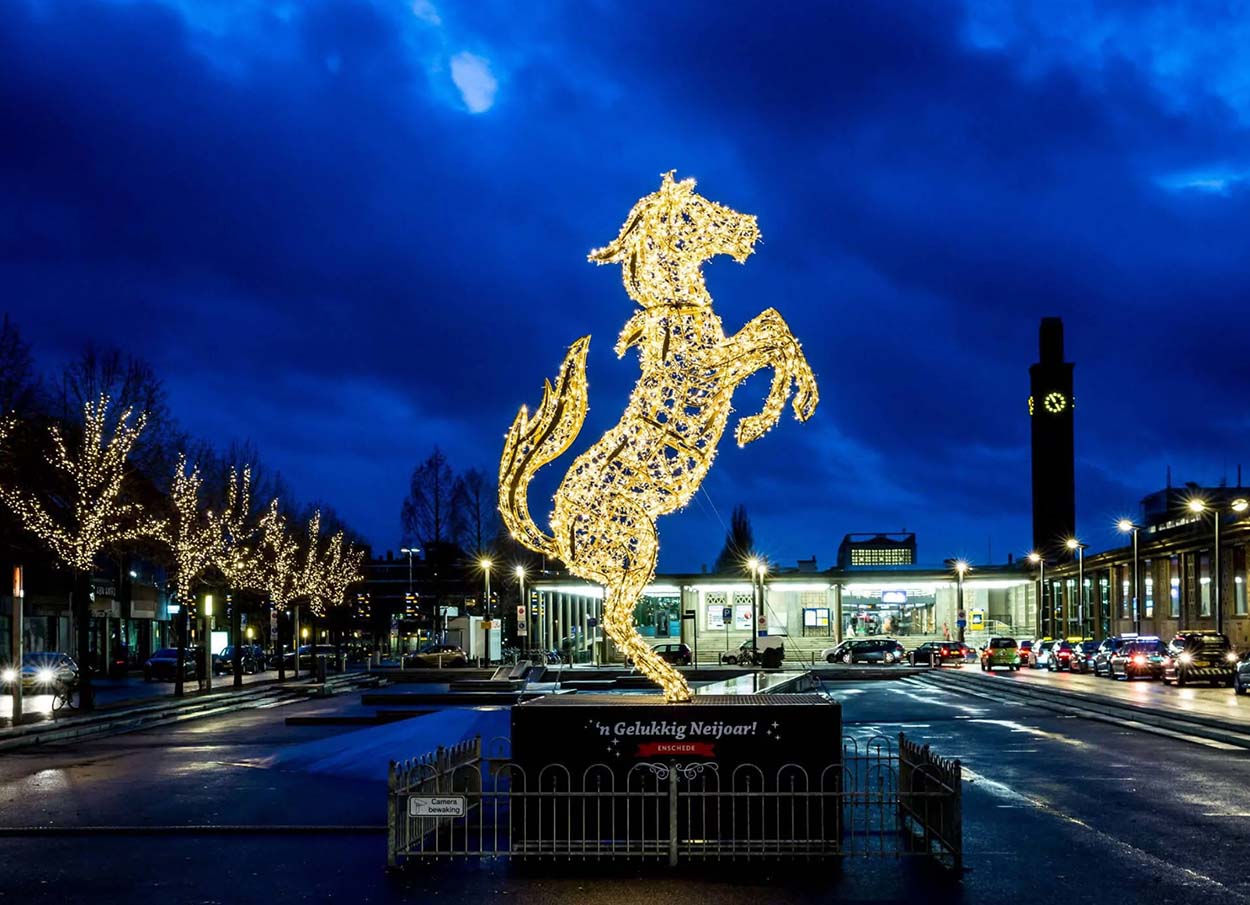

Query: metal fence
left=387, top=732, right=960, bottom=871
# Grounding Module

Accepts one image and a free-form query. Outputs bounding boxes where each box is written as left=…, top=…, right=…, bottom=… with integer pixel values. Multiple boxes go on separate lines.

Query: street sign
left=407, top=795, right=465, bottom=818
left=682, top=609, right=695, bottom=619
left=587, top=617, right=598, bottom=628
left=956, top=619, right=967, bottom=628
left=722, top=606, right=732, bottom=622
left=516, top=605, right=526, bottom=621
left=517, top=620, right=527, bottom=637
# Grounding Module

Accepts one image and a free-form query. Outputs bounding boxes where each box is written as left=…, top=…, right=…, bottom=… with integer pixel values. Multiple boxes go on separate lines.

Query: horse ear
left=588, top=208, right=643, bottom=264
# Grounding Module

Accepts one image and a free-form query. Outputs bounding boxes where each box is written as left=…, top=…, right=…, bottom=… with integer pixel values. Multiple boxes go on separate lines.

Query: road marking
left=961, top=765, right=1250, bottom=903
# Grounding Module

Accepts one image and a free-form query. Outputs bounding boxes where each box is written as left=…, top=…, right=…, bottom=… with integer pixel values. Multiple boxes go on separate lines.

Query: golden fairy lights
left=158, top=454, right=235, bottom=611
left=499, top=172, right=819, bottom=702
left=0, top=395, right=162, bottom=572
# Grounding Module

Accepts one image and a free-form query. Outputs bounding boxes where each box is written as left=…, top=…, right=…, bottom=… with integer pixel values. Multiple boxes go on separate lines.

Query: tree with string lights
left=213, top=465, right=259, bottom=689
left=0, top=395, right=161, bottom=711
left=157, top=455, right=252, bottom=696
left=251, top=499, right=299, bottom=680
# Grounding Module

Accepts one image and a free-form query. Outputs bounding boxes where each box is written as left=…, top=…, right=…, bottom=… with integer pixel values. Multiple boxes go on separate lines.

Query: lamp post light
left=400, top=546, right=420, bottom=653
left=746, top=558, right=767, bottom=664
left=954, top=560, right=968, bottom=643
left=1065, top=538, right=1087, bottom=638
left=1186, top=497, right=1248, bottom=634
left=479, top=558, right=493, bottom=666
left=1117, top=520, right=1141, bottom=635
left=1027, top=552, right=1045, bottom=638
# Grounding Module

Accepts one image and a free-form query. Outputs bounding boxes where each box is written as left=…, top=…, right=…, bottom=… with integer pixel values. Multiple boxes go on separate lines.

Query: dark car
left=719, top=638, right=785, bottom=668
left=1235, top=651, right=1250, bottom=695
left=654, top=642, right=692, bottom=666
left=823, top=638, right=905, bottom=665
left=296, top=644, right=344, bottom=671
left=1092, top=636, right=1138, bottom=677
left=404, top=643, right=468, bottom=668
left=212, top=644, right=267, bottom=675
left=269, top=646, right=296, bottom=670
left=1017, top=639, right=1035, bottom=664
left=1047, top=640, right=1077, bottom=672
left=1, top=652, right=79, bottom=691
left=1070, top=640, right=1101, bottom=674
left=143, top=647, right=199, bottom=682
left=1108, top=638, right=1167, bottom=680
left=906, top=641, right=966, bottom=666
left=1162, top=632, right=1237, bottom=687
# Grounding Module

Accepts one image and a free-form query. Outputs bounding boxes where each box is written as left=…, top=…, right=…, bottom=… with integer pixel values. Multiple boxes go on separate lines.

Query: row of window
left=1046, top=549, right=1250, bottom=621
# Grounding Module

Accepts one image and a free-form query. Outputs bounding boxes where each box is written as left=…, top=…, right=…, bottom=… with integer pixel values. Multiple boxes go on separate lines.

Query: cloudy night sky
left=3, top=0, right=1250, bottom=572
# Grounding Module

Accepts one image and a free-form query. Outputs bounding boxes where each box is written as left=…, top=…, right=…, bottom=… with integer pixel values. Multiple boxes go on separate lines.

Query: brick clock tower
left=1029, top=317, right=1076, bottom=557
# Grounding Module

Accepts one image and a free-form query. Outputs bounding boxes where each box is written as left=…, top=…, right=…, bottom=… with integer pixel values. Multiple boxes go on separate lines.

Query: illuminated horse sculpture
left=499, top=172, right=819, bottom=702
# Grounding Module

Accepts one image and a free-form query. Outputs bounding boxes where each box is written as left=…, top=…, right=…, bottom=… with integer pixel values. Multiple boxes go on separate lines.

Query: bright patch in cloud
left=1157, top=169, right=1249, bottom=194
left=450, top=52, right=497, bottom=113
left=411, top=0, right=440, bottom=26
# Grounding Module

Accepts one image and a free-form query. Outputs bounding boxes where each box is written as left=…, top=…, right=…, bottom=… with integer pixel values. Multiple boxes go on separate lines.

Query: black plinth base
left=512, top=693, right=842, bottom=777
left=509, top=694, right=842, bottom=852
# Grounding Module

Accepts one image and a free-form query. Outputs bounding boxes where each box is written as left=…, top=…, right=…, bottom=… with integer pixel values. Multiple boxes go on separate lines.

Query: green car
left=980, top=637, right=1020, bottom=671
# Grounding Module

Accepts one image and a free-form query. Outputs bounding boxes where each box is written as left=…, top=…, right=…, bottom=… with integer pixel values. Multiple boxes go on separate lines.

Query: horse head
left=588, top=171, right=759, bottom=307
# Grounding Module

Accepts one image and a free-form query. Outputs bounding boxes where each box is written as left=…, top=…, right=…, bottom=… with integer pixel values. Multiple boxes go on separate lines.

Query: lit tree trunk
left=276, top=607, right=286, bottom=682
left=232, top=592, right=243, bottom=690
left=73, top=570, right=95, bottom=711
left=173, top=603, right=186, bottom=698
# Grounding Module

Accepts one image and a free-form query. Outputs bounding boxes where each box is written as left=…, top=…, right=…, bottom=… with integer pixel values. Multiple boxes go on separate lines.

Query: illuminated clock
left=1043, top=391, right=1068, bottom=414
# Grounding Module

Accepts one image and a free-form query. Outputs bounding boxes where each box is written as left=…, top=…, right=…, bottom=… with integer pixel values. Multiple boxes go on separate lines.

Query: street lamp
left=479, top=558, right=493, bottom=666
left=400, top=547, right=420, bottom=653
left=953, top=560, right=968, bottom=643
left=1116, top=520, right=1141, bottom=635
left=1065, top=538, right=1087, bottom=639
left=746, top=557, right=767, bottom=664
left=1186, top=497, right=1248, bottom=633
left=1027, top=552, right=1046, bottom=638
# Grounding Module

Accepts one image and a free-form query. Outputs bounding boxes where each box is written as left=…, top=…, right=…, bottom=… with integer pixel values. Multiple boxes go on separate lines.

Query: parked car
left=822, top=638, right=905, bottom=665
left=719, top=638, right=785, bottom=667
left=1046, top=640, right=1077, bottom=672
left=1235, top=651, right=1250, bottom=695
left=1092, top=636, right=1139, bottom=677
left=1070, top=640, right=1101, bottom=674
left=404, top=643, right=469, bottom=668
left=906, top=641, right=965, bottom=666
left=979, top=637, right=1020, bottom=671
left=1108, top=638, right=1168, bottom=681
left=297, top=644, right=344, bottom=670
left=212, top=644, right=267, bottom=675
left=143, top=647, right=199, bottom=682
left=269, top=646, right=296, bottom=670
left=1162, top=632, right=1237, bottom=687
left=1, top=652, right=79, bottom=691
left=1030, top=639, right=1057, bottom=669
left=653, top=642, right=692, bottom=666
left=1017, top=639, right=1034, bottom=664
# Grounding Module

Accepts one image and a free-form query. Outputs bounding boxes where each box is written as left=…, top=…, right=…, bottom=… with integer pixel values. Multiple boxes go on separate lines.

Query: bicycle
left=49, top=679, right=78, bottom=715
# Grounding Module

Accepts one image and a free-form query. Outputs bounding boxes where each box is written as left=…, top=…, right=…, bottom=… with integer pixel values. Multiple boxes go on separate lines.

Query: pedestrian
left=942, top=622, right=951, bottom=642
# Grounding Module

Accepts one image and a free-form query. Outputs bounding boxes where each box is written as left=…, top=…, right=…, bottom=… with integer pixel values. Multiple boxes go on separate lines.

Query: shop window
left=1199, top=553, right=1212, bottom=617
left=1169, top=556, right=1180, bottom=618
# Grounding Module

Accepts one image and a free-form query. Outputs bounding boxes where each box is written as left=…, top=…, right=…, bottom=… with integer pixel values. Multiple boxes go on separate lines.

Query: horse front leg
left=721, top=308, right=819, bottom=446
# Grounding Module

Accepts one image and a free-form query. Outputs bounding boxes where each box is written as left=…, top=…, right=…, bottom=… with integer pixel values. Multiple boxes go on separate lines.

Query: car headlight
left=1178, top=652, right=1193, bottom=665
left=1226, top=652, right=1239, bottom=663
left=1, top=668, right=15, bottom=683
left=36, top=668, right=56, bottom=684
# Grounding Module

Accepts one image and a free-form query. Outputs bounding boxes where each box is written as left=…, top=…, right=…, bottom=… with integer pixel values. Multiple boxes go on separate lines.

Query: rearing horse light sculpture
left=499, top=172, right=819, bottom=702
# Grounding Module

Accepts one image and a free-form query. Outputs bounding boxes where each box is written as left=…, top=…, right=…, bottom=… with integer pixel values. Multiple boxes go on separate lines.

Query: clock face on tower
left=1043, top=391, right=1068, bottom=414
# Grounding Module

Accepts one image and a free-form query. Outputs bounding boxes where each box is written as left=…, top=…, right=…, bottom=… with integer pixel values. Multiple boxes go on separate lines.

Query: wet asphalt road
left=2, top=677, right=1249, bottom=904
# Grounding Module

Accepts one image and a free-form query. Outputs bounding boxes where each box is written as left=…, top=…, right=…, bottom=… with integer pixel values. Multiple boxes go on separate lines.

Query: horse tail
left=498, top=336, right=590, bottom=559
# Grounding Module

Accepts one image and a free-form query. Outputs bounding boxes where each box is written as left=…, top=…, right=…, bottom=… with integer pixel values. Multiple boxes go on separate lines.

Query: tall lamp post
left=746, top=557, right=767, bottom=664
left=1027, top=552, right=1045, bottom=638
left=1186, top=497, right=1248, bottom=634
left=479, top=558, right=492, bottom=665
left=954, top=560, right=968, bottom=643
left=400, top=547, right=420, bottom=653
left=1065, top=538, right=1087, bottom=638
left=1116, top=520, right=1141, bottom=635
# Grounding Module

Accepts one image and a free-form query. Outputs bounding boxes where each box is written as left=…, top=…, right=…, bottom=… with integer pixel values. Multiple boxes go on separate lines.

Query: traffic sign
left=956, top=619, right=967, bottom=628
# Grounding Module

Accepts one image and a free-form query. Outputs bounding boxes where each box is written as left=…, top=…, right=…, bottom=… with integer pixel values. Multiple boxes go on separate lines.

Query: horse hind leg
left=602, top=566, right=692, bottom=704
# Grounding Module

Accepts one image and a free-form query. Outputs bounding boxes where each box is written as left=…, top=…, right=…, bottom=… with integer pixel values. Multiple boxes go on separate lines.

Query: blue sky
left=3, top=0, right=1250, bottom=571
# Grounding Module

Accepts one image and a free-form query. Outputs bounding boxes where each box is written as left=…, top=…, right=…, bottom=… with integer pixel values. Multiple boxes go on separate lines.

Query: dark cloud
left=2, top=0, right=1248, bottom=570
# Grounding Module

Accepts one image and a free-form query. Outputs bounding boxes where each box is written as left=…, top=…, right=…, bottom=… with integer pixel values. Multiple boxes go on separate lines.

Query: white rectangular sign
left=408, top=795, right=465, bottom=818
